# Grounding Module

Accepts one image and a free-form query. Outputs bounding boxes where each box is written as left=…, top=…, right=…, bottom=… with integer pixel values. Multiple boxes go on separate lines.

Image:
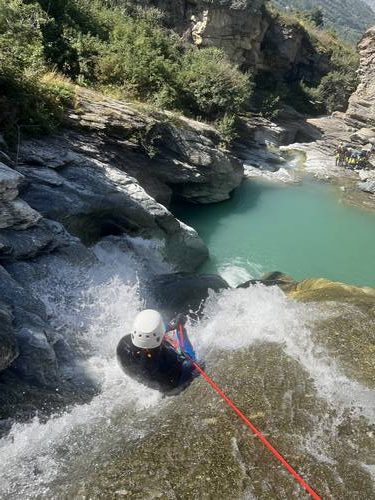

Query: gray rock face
left=0, top=219, right=69, bottom=262
left=0, top=265, right=61, bottom=385
left=18, top=137, right=208, bottom=271
left=261, top=21, right=332, bottom=85
left=0, top=162, right=22, bottom=200
left=142, top=0, right=332, bottom=83
left=0, top=301, right=18, bottom=372
left=8, top=88, right=242, bottom=270
left=189, top=0, right=267, bottom=67
left=0, top=162, right=41, bottom=231
left=67, top=90, right=243, bottom=204
left=150, top=120, right=243, bottom=203
left=346, top=27, right=375, bottom=128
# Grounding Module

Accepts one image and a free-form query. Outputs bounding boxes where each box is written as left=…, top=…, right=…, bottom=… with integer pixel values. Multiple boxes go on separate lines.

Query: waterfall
left=0, top=237, right=373, bottom=498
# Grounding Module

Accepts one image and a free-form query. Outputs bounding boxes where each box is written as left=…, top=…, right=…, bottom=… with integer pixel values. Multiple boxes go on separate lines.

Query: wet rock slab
left=144, top=272, right=230, bottom=321
left=59, top=343, right=375, bottom=499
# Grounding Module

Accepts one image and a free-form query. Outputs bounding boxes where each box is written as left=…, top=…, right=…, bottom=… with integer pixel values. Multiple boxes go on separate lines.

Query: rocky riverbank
left=234, top=26, right=375, bottom=211
left=282, top=27, right=375, bottom=209
left=1, top=72, right=374, bottom=421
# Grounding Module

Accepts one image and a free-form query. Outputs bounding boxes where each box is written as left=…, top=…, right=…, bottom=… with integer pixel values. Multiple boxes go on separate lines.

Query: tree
left=178, top=48, right=252, bottom=118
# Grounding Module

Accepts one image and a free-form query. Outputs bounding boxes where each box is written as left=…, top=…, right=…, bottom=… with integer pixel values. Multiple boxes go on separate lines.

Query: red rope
left=192, top=361, right=321, bottom=500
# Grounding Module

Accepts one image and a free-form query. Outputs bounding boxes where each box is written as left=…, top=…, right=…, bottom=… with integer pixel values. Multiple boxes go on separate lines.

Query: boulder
left=0, top=219, right=68, bottom=262
left=0, top=162, right=23, bottom=202
left=0, top=199, right=41, bottom=231
left=146, top=120, right=244, bottom=204
left=144, top=272, right=230, bottom=321
left=350, top=128, right=375, bottom=144
left=0, top=265, right=67, bottom=386
left=0, top=162, right=41, bottom=231
left=359, top=179, right=375, bottom=194
left=10, top=324, right=58, bottom=387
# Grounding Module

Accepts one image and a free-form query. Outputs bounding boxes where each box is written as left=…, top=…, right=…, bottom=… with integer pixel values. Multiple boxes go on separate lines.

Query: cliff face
left=345, top=27, right=375, bottom=128
left=187, top=0, right=267, bottom=68
left=285, top=27, right=375, bottom=203
left=144, top=0, right=332, bottom=84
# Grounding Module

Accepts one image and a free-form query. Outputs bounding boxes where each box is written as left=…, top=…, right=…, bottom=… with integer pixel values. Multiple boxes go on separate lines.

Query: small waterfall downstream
left=0, top=236, right=374, bottom=499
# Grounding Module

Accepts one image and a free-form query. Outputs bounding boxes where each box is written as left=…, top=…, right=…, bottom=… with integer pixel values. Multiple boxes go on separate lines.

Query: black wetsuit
left=116, top=334, right=196, bottom=394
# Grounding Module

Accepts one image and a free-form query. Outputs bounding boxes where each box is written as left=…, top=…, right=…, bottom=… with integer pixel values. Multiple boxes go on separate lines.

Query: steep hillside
left=272, top=0, right=375, bottom=42
left=0, top=0, right=359, bottom=145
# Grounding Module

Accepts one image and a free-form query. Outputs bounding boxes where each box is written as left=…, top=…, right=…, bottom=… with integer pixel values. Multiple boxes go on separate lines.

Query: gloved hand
left=167, top=313, right=187, bottom=331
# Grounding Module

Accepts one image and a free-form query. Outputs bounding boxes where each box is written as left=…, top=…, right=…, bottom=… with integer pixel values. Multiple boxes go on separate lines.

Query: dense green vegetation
left=0, top=0, right=251, bottom=142
left=0, top=0, right=361, bottom=144
left=271, top=0, right=375, bottom=43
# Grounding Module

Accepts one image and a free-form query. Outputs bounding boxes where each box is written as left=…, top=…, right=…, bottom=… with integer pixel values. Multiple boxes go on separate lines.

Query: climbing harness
left=172, top=324, right=321, bottom=500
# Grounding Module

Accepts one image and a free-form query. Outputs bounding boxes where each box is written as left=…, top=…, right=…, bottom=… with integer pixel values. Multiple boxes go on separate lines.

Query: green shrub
left=178, top=48, right=252, bottom=119
left=0, top=0, right=46, bottom=74
left=259, top=93, right=282, bottom=120
left=216, top=113, right=239, bottom=147
left=314, top=71, right=358, bottom=113
left=96, top=13, right=181, bottom=102
left=0, top=0, right=73, bottom=143
left=0, top=73, right=74, bottom=144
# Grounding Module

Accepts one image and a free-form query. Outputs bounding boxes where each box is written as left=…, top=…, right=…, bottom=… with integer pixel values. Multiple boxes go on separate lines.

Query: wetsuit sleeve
left=166, top=315, right=196, bottom=362
left=165, top=314, right=187, bottom=332
left=176, top=325, right=196, bottom=361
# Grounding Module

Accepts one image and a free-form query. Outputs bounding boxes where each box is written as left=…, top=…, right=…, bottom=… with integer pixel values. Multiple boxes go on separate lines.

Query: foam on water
left=217, top=260, right=263, bottom=287
left=189, top=285, right=375, bottom=420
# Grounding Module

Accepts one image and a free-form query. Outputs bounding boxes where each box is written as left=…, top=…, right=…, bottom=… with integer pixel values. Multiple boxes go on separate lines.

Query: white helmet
left=131, top=309, right=165, bottom=349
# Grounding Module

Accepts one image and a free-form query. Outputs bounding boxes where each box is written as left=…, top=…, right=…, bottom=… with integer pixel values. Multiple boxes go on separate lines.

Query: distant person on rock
left=116, top=309, right=199, bottom=394
left=336, top=141, right=345, bottom=166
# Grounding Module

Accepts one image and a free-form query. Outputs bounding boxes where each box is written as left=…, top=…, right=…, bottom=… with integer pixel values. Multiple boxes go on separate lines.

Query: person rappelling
left=116, top=309, right=200, bottom=394
left=116, top=309, right=321, bottom=499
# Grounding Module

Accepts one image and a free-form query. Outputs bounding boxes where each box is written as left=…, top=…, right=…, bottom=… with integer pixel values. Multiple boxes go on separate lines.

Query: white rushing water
left=0, top=240, right=374, bottom=499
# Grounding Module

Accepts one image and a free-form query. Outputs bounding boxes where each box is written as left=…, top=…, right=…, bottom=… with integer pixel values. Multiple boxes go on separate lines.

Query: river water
left=173, top=178, right=375, bottom=287
left=0, top=180, right=374, bottom=498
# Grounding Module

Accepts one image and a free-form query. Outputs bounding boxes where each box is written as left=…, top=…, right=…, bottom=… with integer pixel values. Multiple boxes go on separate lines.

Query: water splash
left=0, top=236, right=166, bottom=499
left=0, top=242, right=373, bottom=498
left=189, top=285, right=375, bottom=421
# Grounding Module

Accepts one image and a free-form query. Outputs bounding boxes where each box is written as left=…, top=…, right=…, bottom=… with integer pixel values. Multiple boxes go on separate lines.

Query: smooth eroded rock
left=0, top=162, right=23, bottom=202
left=144, top=272, right=230, bottom=321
